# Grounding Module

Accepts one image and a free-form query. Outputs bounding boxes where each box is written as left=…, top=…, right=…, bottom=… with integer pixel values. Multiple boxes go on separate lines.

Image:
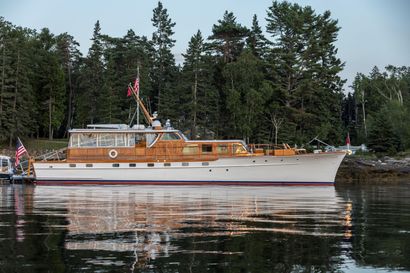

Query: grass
left=0, top=138, right=68, bottom=156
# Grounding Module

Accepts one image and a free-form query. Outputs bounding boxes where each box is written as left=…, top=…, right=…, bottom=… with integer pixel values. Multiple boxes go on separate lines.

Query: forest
left=0, top=1, right=409, bottom=154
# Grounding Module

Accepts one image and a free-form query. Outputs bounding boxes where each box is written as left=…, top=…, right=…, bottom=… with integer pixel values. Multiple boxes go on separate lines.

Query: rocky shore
left=336, top=156, right=410, bottom=183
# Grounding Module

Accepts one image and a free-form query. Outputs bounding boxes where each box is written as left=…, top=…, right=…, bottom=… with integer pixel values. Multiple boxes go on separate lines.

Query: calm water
left=0, top=183, right=409, bottom=273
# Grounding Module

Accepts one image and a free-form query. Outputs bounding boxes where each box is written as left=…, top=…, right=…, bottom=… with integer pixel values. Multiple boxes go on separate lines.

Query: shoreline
left=336, top=156, right=410, bottom=183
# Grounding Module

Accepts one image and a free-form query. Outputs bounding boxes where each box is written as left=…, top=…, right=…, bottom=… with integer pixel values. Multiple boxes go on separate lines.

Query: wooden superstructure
left=65, top=125, right=279, bottom=163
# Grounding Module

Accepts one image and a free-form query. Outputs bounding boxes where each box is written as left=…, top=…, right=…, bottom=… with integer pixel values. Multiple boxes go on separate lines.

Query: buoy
left=108, top=149, right=118, bottom=159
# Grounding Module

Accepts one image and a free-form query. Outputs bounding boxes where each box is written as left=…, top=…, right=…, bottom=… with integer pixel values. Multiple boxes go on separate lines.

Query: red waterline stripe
left=34, top=180, right=334, bottom=186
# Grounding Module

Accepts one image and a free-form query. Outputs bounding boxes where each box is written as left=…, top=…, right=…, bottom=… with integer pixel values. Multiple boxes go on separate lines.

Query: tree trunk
left=360, top=89, right=367, bottom=137
left=0, top=45, right=5, bottom=128
left=10, top=50, right=20, bottom=148
left=192, top=67, right=198, bottom=140
left=49, top=89, right=53, bottom=140
left=66, top=62, right=73, bottom=134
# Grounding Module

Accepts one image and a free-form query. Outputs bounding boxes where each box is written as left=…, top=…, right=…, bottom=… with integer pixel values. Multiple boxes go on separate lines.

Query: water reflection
left=0, top=183, right=409, bottom=272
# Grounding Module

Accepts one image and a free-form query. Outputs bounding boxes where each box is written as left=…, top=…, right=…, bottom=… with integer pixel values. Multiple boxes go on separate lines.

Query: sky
left=1, top=0, right=409, bottom=91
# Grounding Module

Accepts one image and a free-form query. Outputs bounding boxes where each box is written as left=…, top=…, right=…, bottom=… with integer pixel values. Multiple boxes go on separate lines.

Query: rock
left=336, top=156, right=410, bottom=183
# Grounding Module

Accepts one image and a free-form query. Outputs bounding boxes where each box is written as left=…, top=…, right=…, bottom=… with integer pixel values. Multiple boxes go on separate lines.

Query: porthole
left=182, top=162, right=189, bottom=166
left=129, top=163, right=136, bottom=167
left=202, top=162, right=209, bottom=166
left=112, top=163, right=120, bottom=168
left=69, top=164, right=76, bottom=168
left=86, top=163, right=93, bottom=168
left=164, top=163, right=171, bottom=167
left=147, top=163, right=154, bottom=167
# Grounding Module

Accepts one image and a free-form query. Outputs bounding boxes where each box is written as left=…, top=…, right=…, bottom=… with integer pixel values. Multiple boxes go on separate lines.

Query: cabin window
left=164, top=162, right=171, bottom=167
left=116, top=134, right=127, bottom=147
left=182, top=144, right=199, bottom=155
left=147, top=163, right=154, bottom=167
left=69, top=164, right=76, bottom=168
left=217, top=144, right=229, bottom=154
left=146, top=133, right=159, bottom=147
left=202, top=144, right=213, bottom=153
left=202, top=162, right=209, bottom=166
left=1, top=159, right=8, bottom=167
left=86, top=164, right=93, bottom=168
left=70, top=134, right=80, bottom=147
left=78, top=133, right=97, bottom=147
left=129, top=163, right=136, bottom=167
left=182, top=162, right=189, bottom=166
left=112, top=163, right=120, bottom=168
left=134, top=133, right=145, bottom=144
left=233, top=144, right=247, bottom=154
left=161, top=133, right=180, bottom=141
left=99, top=134, right=116, bottom=147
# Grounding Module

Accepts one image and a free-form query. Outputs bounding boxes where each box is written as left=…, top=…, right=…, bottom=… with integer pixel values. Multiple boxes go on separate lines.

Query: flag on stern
left=15, top=138, right=27, bottom=167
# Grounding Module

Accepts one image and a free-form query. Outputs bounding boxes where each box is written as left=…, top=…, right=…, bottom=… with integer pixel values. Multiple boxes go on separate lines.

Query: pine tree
left=266, top=1, right=345, bottom=144
left=0, top=22, right=36, bottom=145
left=222, top=50, right=265, bottom=141
left=34, top=28, right=66, bottom=140
left=208, top=11, right=249, bottom=63
left=151, top=1, right=177, bottom=118
left=246, top=14, right=269, bottom=59
left=368, top=108, right=400, bottom=154
left=77, top=21, right=105, bottom=126
left=55, top=33, right=82, bottom=135
left=180, top=30, right=219, bottom=139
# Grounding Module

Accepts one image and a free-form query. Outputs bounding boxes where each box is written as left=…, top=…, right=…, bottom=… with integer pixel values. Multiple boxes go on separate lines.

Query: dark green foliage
left=179, top=30, right=219, bottom=139
left=150, top=1, right=177, bottom=118
left=76, top=21, right=104, bottom=126
left=208, top=11, right=249, bottom=63
left=349, top=65, right=410, bottom=151
left=4, top=1, right=407, bottom=154
left=265, top=1, right=345, bottom=144
left=246, top=15, right=270, bottom=59
left=367, top=108, right=401, bottom=154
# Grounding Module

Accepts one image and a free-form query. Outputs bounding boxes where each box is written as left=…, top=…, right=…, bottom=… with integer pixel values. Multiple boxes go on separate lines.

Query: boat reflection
left=35, top=186, right=348, bottom=267
left=0, top=184, right=369, bottom=272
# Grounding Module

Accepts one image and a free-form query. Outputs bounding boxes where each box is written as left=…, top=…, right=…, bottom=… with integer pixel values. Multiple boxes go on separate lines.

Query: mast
left=130, top=83, right=153, bottom=125
left=136, top=65, right=140, bottom=125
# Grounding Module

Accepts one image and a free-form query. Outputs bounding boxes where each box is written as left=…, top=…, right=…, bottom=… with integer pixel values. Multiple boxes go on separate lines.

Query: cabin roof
left=69, top=128, right=180, bottom=134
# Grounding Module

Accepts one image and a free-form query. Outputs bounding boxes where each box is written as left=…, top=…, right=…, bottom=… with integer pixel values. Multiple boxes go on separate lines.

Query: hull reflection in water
left=32, top=186, right=350, bottom=269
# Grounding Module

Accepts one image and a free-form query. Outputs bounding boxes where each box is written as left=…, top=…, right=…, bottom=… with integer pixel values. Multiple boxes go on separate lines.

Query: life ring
left=108, top=149, right=118, bottom=159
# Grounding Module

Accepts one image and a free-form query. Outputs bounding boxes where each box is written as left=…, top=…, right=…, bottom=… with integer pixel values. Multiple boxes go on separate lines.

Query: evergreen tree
left=0, top=22, right=35, bottom=145
left=34, top=28, right=66, bottom=140
left=77, top=20, right=104, bottom=126
left=368, top=108, right=400, bottom=154
left=151, top=1, right=177, bottom=118
left=246, top=14, right=269, bottom=59
left=222, top=50, right=266, bottom=141
left=266, top=1, right=345, bottom=144
left=55, top=33, right=82, bottom=135
left=208, top=11, right=249, bottom=63
left=180, top=30, right=219, bottom=139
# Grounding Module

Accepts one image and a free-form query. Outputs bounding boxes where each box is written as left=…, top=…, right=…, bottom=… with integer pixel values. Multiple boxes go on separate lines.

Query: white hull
left=33, top=152, right=345, bottom=185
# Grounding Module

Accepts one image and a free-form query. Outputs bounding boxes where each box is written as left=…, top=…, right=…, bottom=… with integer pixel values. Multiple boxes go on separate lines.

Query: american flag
left=133, top=77, right=140, bottom=95
left=15, top=138, right=27, bottom=167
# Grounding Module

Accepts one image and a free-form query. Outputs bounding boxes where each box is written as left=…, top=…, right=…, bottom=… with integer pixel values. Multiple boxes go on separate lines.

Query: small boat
left=30, top=87, right=346, bottom=186
left=0, top=155, right=13, bottom=182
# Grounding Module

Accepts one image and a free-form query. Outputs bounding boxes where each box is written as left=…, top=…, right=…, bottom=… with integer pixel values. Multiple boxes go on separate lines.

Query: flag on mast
left=127, top=85, right=132, bottom=97
left=15, top=138, right=27, bottom=167
left=346, top=133, right=351, bottom=146
left=133, top=77, right=139, bottom=95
